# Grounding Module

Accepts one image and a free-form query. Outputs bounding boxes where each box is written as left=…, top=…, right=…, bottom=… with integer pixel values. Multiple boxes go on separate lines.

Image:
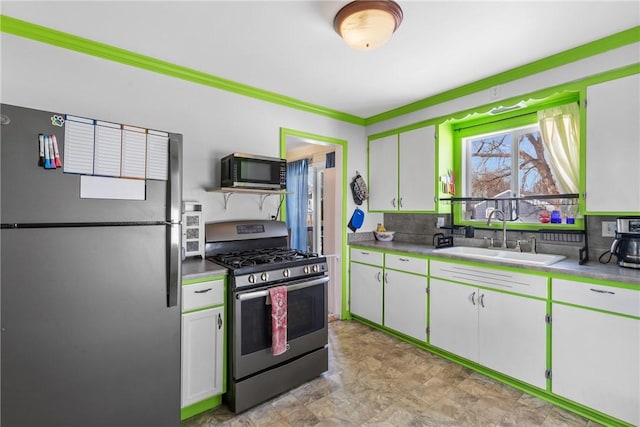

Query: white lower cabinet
left=349, top=261, right=383, bottom=325
left=429, top=261, right=547, bottom=389
left=181, top=306, right=224, bottom=407
left=349, top=249, right=427, bottom=340
left=384, top=269, right=427, bottom=342
left=478, top=288, right=547, bottom=388
left=429, top=278, right=478, bottom=361
left=181, top=278, right=225, bottom=411
left=552, top=279, right=640, bottom=425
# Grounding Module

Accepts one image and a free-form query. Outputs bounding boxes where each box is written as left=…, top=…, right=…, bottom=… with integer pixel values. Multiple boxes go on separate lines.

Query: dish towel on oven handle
left=269, top=285, right=288, bottom=356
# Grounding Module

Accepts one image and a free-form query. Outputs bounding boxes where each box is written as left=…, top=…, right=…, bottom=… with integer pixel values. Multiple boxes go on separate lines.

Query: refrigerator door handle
left=167, top=223, right=181, bottom=307
left=166, top=134, right=183, bottom=308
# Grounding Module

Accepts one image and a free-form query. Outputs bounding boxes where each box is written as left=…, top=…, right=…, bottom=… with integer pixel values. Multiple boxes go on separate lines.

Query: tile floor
left=182, top=320, right=602, bottom=427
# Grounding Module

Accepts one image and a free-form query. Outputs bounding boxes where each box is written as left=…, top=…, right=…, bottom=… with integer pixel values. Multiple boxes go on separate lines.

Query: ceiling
left=2, top=1, right=639, bottom=119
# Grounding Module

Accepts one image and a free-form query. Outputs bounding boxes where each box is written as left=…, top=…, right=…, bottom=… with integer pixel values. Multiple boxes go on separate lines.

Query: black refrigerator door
left=0, top=103, right=180, bottom=224
left=1, top=226, right=181, bottom=427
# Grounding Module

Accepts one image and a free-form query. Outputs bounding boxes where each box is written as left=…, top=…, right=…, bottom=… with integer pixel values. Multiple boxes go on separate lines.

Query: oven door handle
left=236, top=276, right=330, bottom=301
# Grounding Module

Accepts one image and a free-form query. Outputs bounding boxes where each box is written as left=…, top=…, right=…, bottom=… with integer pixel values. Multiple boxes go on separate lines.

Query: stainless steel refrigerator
left=0, top=104, right=183, bottom=426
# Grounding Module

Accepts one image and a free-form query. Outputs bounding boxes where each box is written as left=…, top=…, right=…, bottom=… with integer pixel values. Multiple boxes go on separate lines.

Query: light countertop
left=182, top=257, right=227, bottom=280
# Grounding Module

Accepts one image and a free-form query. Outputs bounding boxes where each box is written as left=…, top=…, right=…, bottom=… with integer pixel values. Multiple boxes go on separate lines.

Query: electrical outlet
left=489, top=85, right=502, bottom=100
left=436, top=217, right=445, bottom=229
left=602, top=221, right=616, bottom=237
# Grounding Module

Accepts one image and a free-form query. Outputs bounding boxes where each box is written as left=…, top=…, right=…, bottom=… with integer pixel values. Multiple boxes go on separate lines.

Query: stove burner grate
left=209, top=248, right=319, bottom=269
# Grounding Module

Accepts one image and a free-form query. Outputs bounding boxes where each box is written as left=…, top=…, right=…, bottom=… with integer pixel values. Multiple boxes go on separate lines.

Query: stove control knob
left=261, top=272, right=269, bottom=282
left=303, top=266, right=310, bottom=274
left=312, top=264, right=320, bottom=273
left=248, top=274, right=256, bottom=284
left=283, top=269, right=290, bottom=278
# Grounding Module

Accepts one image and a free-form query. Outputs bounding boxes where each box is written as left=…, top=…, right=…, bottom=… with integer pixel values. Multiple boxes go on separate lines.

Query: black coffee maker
left=610, top=217, right=640, bottom=269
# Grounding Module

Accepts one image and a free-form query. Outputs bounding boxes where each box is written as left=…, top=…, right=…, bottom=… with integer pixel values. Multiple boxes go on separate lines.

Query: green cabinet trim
left=182, top=275, right=227, bottom=286
left=429, top=275, right=549, bottom=303
left=180, top=395, right=222, bottom=421
left=551, top=300, right=639, bottom=321
left=548, top=272, right=639, bottom=290
left=180, top=275, right=227, bottom=419
left=349, top=246, right=638, bottom=427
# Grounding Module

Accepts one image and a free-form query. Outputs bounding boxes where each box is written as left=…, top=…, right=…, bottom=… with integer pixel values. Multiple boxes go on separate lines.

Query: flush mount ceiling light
left=334, top=0, right=403, bottom=51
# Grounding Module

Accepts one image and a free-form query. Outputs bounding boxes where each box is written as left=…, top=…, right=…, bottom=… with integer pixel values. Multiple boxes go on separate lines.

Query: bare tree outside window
left=465, top=125, right=564, bottom=222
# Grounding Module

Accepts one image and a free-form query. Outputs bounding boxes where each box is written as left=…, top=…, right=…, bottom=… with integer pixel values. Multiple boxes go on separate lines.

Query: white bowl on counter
left=374, top=231, right=395, bottom=241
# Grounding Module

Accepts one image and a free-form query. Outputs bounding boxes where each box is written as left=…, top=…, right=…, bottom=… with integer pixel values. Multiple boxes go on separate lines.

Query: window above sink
left=446, top=93, right=584, bottom=231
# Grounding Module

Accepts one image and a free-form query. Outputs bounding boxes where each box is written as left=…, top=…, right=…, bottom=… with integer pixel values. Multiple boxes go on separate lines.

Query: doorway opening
left=281, top=128, right=346, bottom=321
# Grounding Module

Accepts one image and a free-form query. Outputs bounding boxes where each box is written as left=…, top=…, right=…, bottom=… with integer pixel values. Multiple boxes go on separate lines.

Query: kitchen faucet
left=486, top=209, right=508, bottom=249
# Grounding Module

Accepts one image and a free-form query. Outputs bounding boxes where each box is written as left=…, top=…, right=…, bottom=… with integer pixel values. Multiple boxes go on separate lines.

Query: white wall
left=0, top=34, right=381, bottom=230
left=367, top=42, right=640, bottom=135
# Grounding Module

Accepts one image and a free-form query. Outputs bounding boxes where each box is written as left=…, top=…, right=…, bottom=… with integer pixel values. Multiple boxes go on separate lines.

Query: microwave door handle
left=236, top=276, right=330, bottom=301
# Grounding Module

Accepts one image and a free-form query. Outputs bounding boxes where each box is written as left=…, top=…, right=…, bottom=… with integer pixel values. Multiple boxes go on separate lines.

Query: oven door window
left=240, top=283, right=325, bottom=356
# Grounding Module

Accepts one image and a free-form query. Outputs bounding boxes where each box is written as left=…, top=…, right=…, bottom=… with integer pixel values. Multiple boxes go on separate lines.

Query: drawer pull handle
left=360, top=252, right=370, bottom=255
left=589, top=288, right=615, bottom=295
left=399, top=258, right=410, bottom=262
left=194, top=288, right=212, bottom=294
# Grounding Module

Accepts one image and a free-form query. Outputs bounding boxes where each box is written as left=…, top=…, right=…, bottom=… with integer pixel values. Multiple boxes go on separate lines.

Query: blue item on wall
left=348, top=208, right=365, bottom=232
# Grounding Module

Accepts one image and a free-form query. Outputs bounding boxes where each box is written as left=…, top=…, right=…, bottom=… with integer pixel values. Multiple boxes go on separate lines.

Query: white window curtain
left=537, top=103, right=580, bottom=194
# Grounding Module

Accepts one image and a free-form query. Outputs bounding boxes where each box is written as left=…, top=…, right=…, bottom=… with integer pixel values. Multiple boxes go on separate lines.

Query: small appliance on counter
left=610, top=217, right=640, bottom=269
left=182, top=202, right=205, bottom=258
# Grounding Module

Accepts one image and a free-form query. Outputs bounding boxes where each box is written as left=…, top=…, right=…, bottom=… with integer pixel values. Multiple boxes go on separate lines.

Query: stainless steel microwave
left=220, top=153, right=287, bottom=190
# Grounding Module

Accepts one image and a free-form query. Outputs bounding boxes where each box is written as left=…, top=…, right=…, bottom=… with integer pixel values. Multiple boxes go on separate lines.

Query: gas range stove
left=207, top=247, right=327, bottom=289
left=204, top=220, right=328, bottom=290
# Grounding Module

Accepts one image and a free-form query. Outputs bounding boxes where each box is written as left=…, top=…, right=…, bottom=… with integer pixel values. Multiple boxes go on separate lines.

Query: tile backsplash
left=351, top=213, right=620, bottom=264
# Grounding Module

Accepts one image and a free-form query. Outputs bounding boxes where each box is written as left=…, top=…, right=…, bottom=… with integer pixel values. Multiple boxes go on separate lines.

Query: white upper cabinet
left=368, top=125, right=436, bottom=212
left=368, top=134, right=398, bottom=211
left=585, top=73, right=640, bottom=213
left=399, top=126, right=436, bottom=211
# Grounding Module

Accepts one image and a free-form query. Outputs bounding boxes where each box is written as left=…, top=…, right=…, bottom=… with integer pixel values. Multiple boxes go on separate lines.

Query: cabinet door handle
left=376, top=272, right=382, bottom=282
left=589, top=288, right=615, bottom=295
left=471, top=291, right=476, bottom=306
left=391, top=198, right=396, bottom=208
left=195, top=288, right=212, bottom=294
left=384, top=272, right=389, bottom=283
left=399, top=197, right=403, bottom=208
left=480, top=293, right=485, bottom=308
left=217, top=313, right=223, bottom=329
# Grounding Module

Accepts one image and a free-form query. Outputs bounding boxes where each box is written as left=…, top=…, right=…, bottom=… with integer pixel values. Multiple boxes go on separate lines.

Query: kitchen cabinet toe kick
left=349, top=246, right=639, bottom=427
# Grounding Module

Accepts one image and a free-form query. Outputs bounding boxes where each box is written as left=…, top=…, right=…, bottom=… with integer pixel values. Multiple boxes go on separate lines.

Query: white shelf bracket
left=258, top=194, right=271, bottom=211
left=222, top=192, right=233, bottom=210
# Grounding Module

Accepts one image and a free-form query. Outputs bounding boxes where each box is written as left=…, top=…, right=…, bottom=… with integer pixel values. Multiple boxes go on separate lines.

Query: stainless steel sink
left=434, top=246, right=566, bottom=266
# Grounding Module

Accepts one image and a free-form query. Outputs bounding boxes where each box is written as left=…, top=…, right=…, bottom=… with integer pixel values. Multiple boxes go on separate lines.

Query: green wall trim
left=365, top=26, right=640, bottom=125
left=3, top=15, right=636, bottom=130
left=180, top=394, right=222, bottom=421
left=280, top=127, right=350, bottom=319
left=0, top=15, right=365, bottom=126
